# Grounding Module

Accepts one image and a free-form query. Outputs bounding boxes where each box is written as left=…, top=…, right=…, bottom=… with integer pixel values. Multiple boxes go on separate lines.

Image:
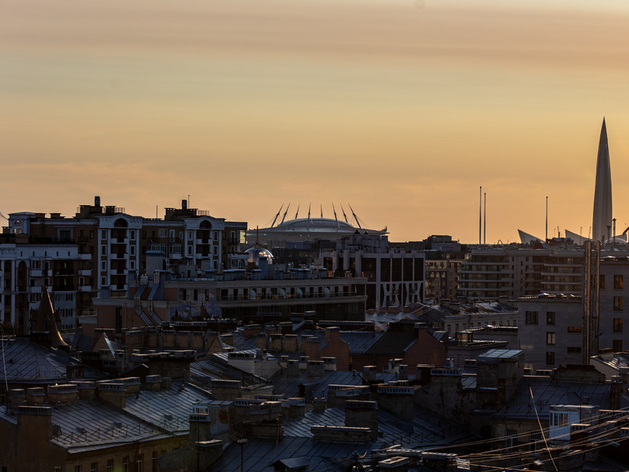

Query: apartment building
left=0, top=197, right=246, bottom=334
left=458, top=242, right=586, bottom=302
left=518, top=252, right=629, bottom=372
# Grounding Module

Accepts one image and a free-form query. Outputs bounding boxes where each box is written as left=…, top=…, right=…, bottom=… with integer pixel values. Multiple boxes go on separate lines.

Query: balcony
left=78, top=269, right=92, bottom=276
left=79, top=285, right=93, bottom=292
left=79, top=254, right=92, bottom=260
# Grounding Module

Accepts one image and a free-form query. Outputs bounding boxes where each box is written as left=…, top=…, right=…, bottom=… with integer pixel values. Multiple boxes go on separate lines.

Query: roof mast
left=270, top=204, right=284, bottom=228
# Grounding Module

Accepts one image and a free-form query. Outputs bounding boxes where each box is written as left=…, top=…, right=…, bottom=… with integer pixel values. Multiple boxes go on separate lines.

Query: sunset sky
left=3, top=0, right=629, bottom=243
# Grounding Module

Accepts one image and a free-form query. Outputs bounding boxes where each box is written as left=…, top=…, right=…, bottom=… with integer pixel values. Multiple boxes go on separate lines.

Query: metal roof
left=476, top=349, right=523, bottom=364
left=271, top=370, right=397, bottom=398
left=496, top=376, right=611, bottom=419
left=0, top=337, right=106, bottom=383
left=210, top=436, right=374, bottom=472
left=0, top=379, right=214, bottom=453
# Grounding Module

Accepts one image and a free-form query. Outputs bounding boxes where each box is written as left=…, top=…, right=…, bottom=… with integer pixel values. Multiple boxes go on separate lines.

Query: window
left=130, top=230, right=136, bottom=240
left=130, top=245, right=135, bottom=256
left=90, top=463, right=98, bottom=472
left=613, top=318, right=623, bottom=333
left=567, top=326, right=582, bottom=333
left=613, top=339, right=623, bottom=352
left=525, top=311, right=539, bottom=325
left=546, top=332, right=555, bottom=345
left=158, top=229, right=167, bottom=238
left=552, top=411, right=568, bottom=426
left=546, top=312, right=555, bottom=325
left=614, top=296, right=624, bottom=311
left=615, top=275, right=624, bottom=289
left=101, top=261, right=106, bottom=271
left=152, top=451, right=158, bottom=472
left=530, top=431, right=542, bottom=451
left=546, top=351, right=555, bottom=365
left=102, top=230, right=107, bottom=239
left=122, top=457, right=129, bottom=472
left=102, top=245, right=107, bottom=256
left=567, top=346, right=581, bottom=354
left=106, top=460, right=113, bottom=472
left=137, top=454, right=143, bottom=472
left=75, top=467, right=82, bottom=472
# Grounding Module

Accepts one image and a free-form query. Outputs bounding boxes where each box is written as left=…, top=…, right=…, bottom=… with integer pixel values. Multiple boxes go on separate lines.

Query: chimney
left=47, top=384, right=79, bottom=405
left=210, top=379, right=242, bottom=401
left=363, top=365, right=377, bottom=382
left=75, top=381, right=96, bottom=400
left=307, top=360, right=325, bottom=378
left=16, top=406, right=53, bottom=469
left=145, top=375, right=162, bottom=392
left=323, top=357, right=337, bottom=371
left=269, top=334, right=283, bottom=352
left=284, top=334, right=298, bottom=352
left=26, top=388, right=45, bottom=405
left=299, top=356, right=310, bottom=370
left=182, top=199, right=188, bottom=210
left=161, top=377, right=172, bottom=390
left=97, top=382, right=127, bottom=408
left=95, top=195, right=101, bottom=207
left=256, top=333, right=268, bottom=350
left=9, top=389, right=25, bottom=406
left=610, top=376, right=623, bottom=410
left=325, top=327, right=340, bottom=342
left=416, top=364, right=434, bottom=386
left=344, top=400, right=378, bottom=440
left=286, top=359, right=300, bottom=377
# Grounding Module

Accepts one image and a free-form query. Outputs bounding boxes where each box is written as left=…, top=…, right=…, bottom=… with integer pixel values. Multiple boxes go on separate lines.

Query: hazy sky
left=3, top=0, right=629, bottom=243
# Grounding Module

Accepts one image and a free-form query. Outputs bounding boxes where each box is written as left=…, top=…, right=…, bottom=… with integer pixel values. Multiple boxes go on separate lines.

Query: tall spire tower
left=592, top=118, right=612, bottom=242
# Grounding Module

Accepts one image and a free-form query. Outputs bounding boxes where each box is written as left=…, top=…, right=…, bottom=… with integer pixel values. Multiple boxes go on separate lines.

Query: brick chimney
left=344, top=400, right=378, bottom=440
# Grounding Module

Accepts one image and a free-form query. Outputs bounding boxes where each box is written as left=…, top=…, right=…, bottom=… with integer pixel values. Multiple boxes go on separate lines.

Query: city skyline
left=3, top=0, right=629, bottom=243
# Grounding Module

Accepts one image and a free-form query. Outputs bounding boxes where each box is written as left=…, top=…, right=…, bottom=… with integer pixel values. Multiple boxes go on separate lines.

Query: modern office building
left=320, top=233, right=425, bottom=309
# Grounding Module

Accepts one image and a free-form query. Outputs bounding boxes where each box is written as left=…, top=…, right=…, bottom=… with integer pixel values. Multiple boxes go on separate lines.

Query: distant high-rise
left=592, top=118, right=612, bottom=242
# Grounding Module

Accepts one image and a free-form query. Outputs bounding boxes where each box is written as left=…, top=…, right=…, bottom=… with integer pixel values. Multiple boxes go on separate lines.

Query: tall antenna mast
left=307, top=203, right=311, bottom=223
left=479, top=186, right=482, bottom=245
left=294, top=204, right=300, bottom=220
left=545, top=196, right=548, bottom=241
left=483, top=192, right=487, bottom=245
left=332, top=203, right=339, bottom=228
left=320, top=204, right=323, bottom=219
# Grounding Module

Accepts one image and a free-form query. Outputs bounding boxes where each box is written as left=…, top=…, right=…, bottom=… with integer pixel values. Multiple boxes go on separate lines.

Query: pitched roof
left=0, top=337, right=105, bottom=383
left=30, top=288, right=68, bottom=349
left=496, top=376, right=612, bottom=420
